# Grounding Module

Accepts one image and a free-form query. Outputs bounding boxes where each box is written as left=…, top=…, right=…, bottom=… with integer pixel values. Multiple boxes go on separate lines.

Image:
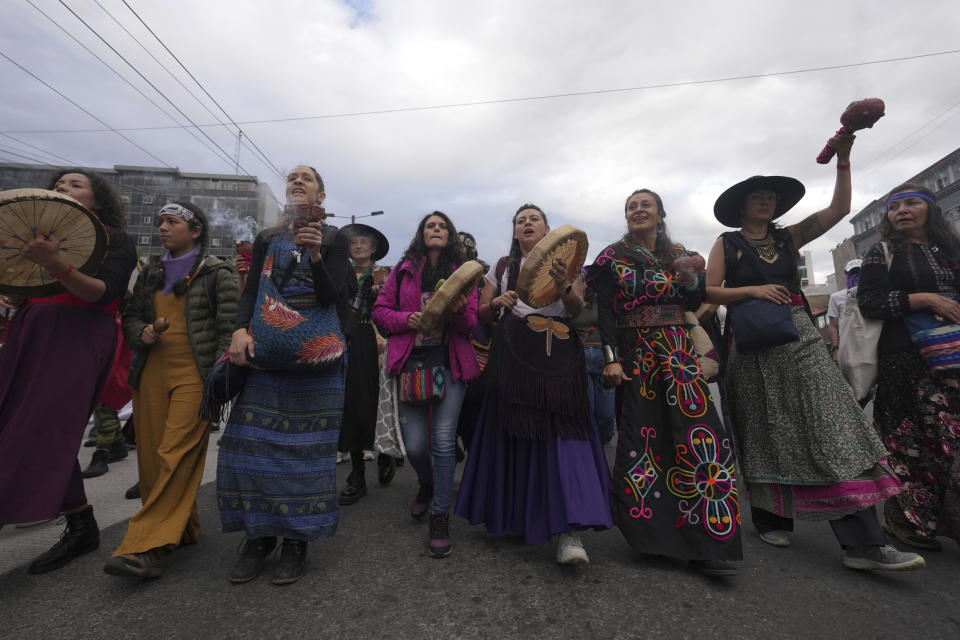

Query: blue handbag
left=248, top=235, right=345, bottom=370
left=905, top=295, right=960, bottom=373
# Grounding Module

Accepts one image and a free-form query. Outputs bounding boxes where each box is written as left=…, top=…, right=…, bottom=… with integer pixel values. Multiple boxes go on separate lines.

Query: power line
left=24, top=0, right=236, bottom=171
left=860, top=97, right=960, bottom=177
left=118, top=0, right=284, bottom=179
left=0, top=144, right=60, bottom=167
left=0, top=49, right=173, bottom=167
left=0, top=132, right=79, bottom=166
left=9, top=45, right=959, bottom=136
left=56, top=0, right=249, bottom=173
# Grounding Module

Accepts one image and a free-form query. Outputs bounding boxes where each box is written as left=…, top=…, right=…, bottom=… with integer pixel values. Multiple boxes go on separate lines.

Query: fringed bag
left=199, top=355, right=248, bottom=423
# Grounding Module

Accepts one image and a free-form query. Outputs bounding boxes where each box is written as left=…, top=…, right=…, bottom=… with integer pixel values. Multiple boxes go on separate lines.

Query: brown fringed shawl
left=497, top=312, right=590, bottom=440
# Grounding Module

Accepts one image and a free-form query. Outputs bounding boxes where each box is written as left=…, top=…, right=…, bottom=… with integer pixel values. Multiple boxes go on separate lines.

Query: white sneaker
left=362, top=450, right=376, bottom=461
left=556, top=532, right=589, bottom=565
left=337, top=451, right=350, bottom=464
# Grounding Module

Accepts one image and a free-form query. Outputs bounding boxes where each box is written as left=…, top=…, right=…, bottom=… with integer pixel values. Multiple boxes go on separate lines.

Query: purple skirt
left=0, top=301, right=117, bottom=523
left=455, top=383, right=613, bottom=544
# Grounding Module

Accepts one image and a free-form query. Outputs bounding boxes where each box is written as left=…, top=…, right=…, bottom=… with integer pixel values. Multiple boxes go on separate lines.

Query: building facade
left=0, top=162, right=279, bottom=259
left=830, top=146, right=960, bottom=286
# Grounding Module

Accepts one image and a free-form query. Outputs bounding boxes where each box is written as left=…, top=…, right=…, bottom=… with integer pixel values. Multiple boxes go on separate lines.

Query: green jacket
left=123, top=256, right=238, bottom=390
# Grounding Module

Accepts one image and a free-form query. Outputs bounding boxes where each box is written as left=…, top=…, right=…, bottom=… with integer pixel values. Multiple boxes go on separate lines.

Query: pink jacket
left=371, top=258, right=480, bottom=382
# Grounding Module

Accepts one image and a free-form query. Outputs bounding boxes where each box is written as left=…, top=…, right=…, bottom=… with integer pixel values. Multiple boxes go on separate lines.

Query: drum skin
left=516, top=225, right=588, bottom=308
left=0, top=189, right=107, bottom=297
left=419, top=260, right=484, bottom=336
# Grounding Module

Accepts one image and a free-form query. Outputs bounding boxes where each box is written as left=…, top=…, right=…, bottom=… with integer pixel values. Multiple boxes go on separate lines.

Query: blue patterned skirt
left=217, top=364, right=344, bottom=541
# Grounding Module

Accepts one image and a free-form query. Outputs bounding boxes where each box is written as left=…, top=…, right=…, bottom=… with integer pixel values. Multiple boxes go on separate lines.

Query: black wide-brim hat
left=341, top=223, right=389, bottom=262
left=713, top=175, right=806, bottom=227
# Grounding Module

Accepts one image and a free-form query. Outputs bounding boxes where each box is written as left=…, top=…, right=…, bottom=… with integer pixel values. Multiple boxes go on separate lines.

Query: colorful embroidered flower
left=666, top=424, right=739, bottom=540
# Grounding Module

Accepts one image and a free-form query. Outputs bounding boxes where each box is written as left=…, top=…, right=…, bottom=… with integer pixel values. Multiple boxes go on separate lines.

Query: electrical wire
left=4, top=47, right=959, bottom=135
left=56, top=0, right=249, bottom=173
left=119, top=0, right=284, bottom=179
left=0, top=132, right=79, bottom=166
left=0, top=49, right=172, bottom=167
left=24, top=0, right=240, bottom=172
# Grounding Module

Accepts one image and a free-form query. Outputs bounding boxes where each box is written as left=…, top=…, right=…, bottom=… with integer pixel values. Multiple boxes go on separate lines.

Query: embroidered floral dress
left=586, top=242, right=742, bottom=561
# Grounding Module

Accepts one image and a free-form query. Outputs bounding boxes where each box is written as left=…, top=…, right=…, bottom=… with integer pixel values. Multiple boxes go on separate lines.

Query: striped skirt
left=217, top=364, right=344, bottom=541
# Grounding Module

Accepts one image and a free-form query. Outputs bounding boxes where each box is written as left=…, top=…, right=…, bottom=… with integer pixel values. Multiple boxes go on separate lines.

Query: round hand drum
left=516, top=224, right=588, bottom=308
left=0, top=189, right=107, bottom=297
left=419, top=260, right=484, bottom=336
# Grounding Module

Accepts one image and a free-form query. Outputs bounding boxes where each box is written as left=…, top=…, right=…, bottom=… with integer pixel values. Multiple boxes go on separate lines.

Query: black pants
left=752, top=506, right=885, bottom=548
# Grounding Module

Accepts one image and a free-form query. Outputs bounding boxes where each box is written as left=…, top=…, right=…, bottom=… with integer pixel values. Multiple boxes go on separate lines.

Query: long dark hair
left=143, top=201, right=210, bottom=297
left=46, top=168, right=127, bottom=247
left=879, top=183, right=960, bottom=257
left=507, top=203, right=547, bottom=290
left=400, top=211, right=461, bottom=281
left=620, top=189, right=680, bottom=271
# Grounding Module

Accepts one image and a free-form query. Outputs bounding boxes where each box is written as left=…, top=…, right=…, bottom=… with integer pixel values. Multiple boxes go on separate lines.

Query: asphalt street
left=1, top=432, right=959, bottom=640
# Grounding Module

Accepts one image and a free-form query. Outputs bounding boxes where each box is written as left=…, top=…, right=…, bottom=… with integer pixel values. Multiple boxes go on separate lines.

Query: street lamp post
left=327, top=210, right=385, bottom=225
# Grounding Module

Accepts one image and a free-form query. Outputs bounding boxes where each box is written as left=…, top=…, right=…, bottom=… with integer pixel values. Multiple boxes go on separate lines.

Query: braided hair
left=507, top=203, right=547, bottom=290
left=143, top=201, right=210, bottom=297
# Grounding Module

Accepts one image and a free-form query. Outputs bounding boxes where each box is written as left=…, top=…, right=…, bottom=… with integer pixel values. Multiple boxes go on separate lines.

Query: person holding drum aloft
left=218, top=165, right=351, bottom=585
left=337, top=223, right=390, bottom=504
left=584, top=189, right=742, bottom=576
left=455, top=204, right=612, bottom=565
left=371, top=211, right=478, bottom=559
left=103, top=202, right=237, bottom=579
left=0, top=169, right=136, bottom=574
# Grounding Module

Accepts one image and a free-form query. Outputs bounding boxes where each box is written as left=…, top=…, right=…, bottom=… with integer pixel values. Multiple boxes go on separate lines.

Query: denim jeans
left=398, top=371, right=466, bottom=513
left=584, top=346, right=616, bottom=443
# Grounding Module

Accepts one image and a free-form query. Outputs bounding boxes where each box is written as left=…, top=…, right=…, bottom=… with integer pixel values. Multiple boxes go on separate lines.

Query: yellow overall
left=113, top=291, right=210, bottom=555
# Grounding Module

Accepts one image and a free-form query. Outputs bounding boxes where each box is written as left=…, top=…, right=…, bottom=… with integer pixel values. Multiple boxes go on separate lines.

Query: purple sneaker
left=428, top=511, right=452, bottom=558
left=410, top=484, right=433, bottom=520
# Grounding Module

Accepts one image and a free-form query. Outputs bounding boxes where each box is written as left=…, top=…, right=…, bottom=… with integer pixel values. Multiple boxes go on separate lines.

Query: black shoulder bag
left=723, top=232, right=799, bottom=353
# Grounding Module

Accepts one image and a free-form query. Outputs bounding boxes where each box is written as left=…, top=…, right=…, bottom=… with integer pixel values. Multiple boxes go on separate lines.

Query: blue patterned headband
left=886, top=192, right=936, bottom=209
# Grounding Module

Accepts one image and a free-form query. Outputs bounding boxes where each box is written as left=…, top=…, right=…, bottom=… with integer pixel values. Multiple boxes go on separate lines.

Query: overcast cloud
left=2, top=0, right=959, bottom=279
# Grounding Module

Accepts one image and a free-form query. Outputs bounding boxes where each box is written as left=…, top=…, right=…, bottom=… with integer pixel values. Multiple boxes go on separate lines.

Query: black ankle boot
left=377, top=453, right=396, bottom=485
left=108, top=438, right=128, bottom=462
left=272, top=539, right=308, bottom=585
left=81, top=451, right=109, bottom=479
left=339, top=454, right=367, bottom=505
left=27, top=506, right=99, bottom=575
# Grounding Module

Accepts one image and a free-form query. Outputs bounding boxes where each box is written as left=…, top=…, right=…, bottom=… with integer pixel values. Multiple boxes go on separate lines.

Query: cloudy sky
left=2, top=0, right=959, bottom=282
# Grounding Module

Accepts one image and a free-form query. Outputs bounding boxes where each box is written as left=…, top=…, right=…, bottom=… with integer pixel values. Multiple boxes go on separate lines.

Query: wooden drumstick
left=153, top=317, right=170, bottom=334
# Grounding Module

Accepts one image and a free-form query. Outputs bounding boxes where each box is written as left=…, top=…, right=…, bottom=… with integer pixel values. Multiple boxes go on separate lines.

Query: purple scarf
left=161, top=248, right=199, bottom=294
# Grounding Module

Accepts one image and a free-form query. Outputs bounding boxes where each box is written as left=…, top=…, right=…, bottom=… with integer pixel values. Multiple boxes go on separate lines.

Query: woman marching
left=0, top=169, right=136, bottom=574
left=858, top=184, right=960, bottom=551
left=218, top=166, right=351, bottom=585
left=371, top=211, right=478, bottom=558
left=456, top=204, right=613, bottom=564
left=585, top=189, right=742, bottom=576
left=338, top=223, right=390, bottom=503
left=705, top=135, right=923, bottom=571
left=105, top=202, right=237, bottom=579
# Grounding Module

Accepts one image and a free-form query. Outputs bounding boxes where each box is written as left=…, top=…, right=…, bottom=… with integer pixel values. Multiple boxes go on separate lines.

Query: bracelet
left=48, top=264, right=73, bottom=280
left=602, top=345, right=619, bottom=365
left=837, top=161, right=851, bottom=170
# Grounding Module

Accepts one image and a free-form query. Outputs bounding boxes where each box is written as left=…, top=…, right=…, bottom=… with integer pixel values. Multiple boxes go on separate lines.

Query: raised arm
left=786, top=134, right=854, bottom=250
